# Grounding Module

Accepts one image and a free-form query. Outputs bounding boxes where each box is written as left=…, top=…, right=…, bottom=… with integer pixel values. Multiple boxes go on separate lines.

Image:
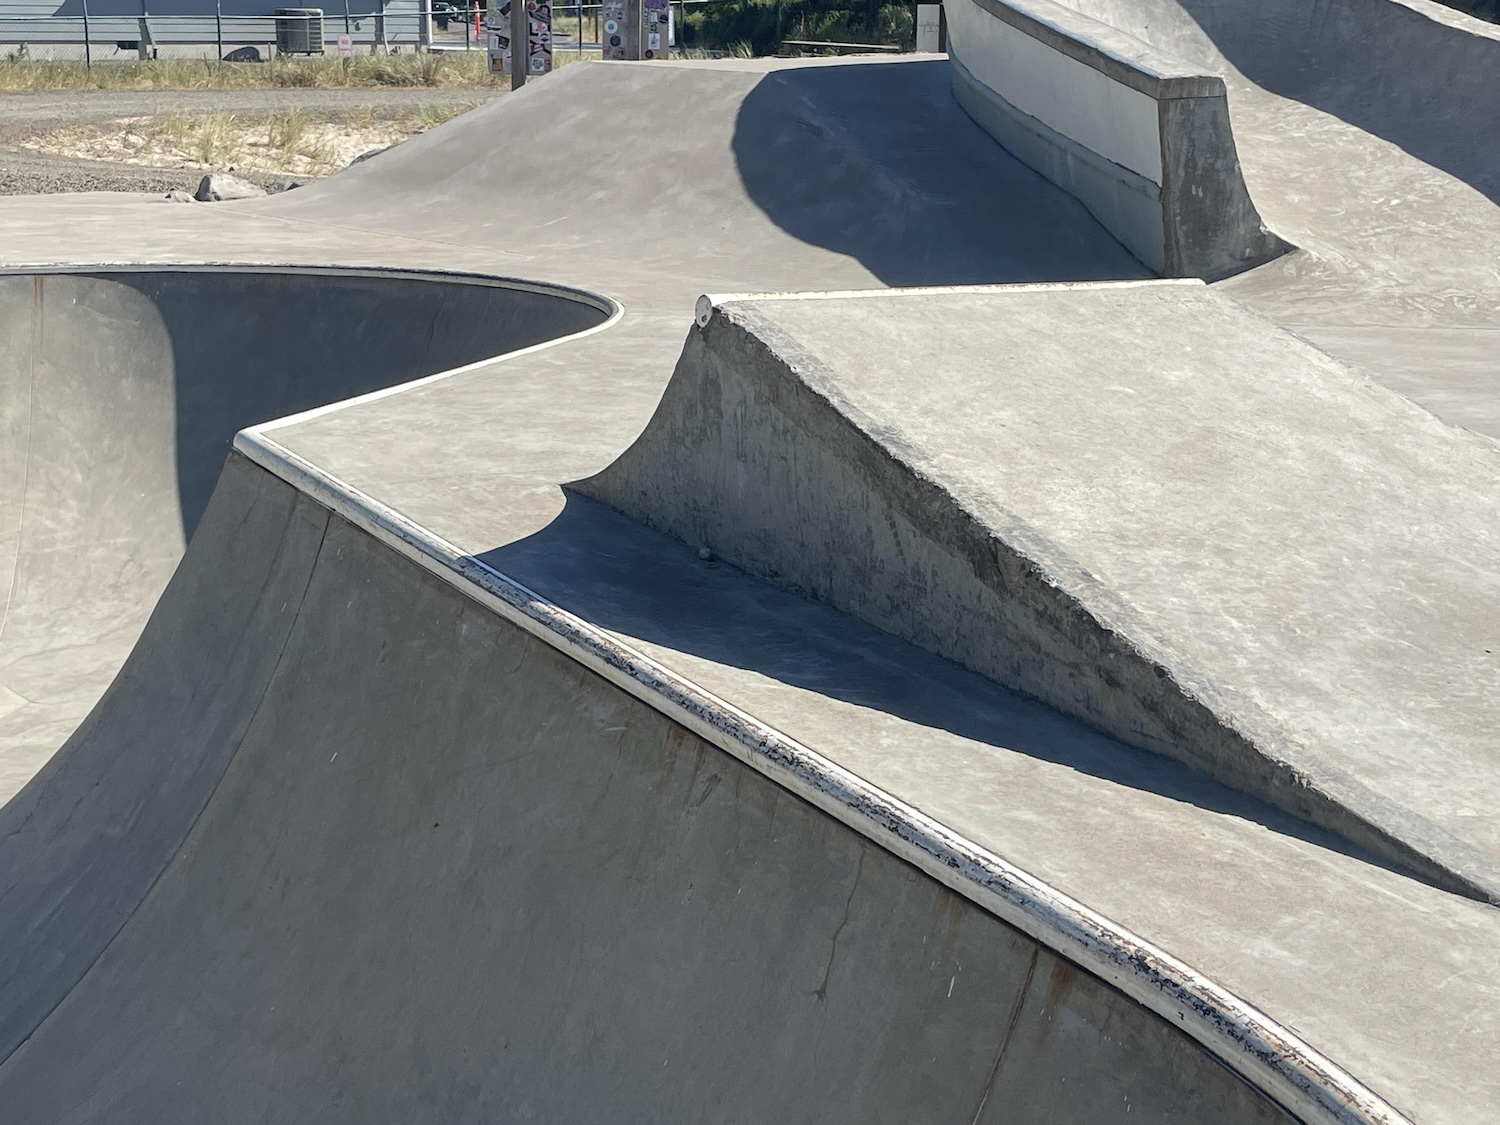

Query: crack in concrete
left=812, top=848, right=863, bottom=1003
left=969, top=945, right=1040, bottom=1125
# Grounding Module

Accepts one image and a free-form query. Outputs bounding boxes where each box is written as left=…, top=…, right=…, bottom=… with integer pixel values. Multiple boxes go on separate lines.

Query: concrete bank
left=0, top=267, right=609, bottom=804
left=581, top=283, right=1500, bottom=904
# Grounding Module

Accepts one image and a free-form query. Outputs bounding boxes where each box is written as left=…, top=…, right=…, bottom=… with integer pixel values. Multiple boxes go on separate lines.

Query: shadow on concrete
left=89, top=270, right=605, bottom=539
left=477, top=491, right=1406, bottom=877
left=1147, top=0, right=1500, bottom=203
left=731, top=59, right=1154, bottom=285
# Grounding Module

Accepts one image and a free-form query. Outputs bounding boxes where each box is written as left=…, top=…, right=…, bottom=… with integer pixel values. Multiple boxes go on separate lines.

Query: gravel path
left=0, top=148, right=296, bottom=196
left=0, top=87, right=500, bottom=196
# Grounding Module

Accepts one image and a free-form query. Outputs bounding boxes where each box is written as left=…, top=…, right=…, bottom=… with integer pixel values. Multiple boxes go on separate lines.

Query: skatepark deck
left=0, top=14, right=1497, bottom=1125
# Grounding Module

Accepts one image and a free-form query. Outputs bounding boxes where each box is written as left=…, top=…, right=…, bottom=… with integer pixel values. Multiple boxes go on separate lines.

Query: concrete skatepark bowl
left=0, top=4, right=1497, bottom=1123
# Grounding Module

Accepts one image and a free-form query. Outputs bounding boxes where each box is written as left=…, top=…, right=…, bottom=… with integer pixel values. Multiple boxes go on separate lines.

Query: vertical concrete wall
left=945, top=0, right=1287, bottom=277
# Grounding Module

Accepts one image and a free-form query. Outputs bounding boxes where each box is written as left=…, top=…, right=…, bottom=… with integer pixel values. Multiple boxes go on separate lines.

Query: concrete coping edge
left=962, top=0, right=1224, bottom=98
left=693, top=280, right=1202, bottom=325
left=0, top=263, right=624, bottom=437
left=234, top=374, right=1410, bottom=1125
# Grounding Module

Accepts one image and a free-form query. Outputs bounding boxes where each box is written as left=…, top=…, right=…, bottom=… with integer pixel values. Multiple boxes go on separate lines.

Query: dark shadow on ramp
left=731, top=59, right=1154, bottom=284
left=476, top=492, right=1402, bottom=878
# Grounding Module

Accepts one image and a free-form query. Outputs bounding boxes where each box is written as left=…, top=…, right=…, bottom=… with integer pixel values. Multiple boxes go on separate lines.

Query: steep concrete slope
left=0, top=269, right=607, bottom=801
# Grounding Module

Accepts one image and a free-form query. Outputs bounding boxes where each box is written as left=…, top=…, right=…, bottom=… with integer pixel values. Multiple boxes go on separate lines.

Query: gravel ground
left=0, top=148, right=300, bottom=195
left=0, top=87, right=500, bottom=196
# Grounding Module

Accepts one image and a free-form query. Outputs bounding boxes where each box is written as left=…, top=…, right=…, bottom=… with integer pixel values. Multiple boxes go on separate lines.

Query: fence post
left=215, top=0, right=223, bottom=59
left=81, top=0, right=92, bottom=68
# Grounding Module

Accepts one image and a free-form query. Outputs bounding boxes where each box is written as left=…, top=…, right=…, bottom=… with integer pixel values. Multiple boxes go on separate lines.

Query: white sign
left=335, top=32, right=353, bottom=57
left=916, top=4, right=943, bottom=52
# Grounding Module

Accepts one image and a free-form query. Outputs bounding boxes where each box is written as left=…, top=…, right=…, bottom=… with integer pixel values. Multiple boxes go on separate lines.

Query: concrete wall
left=945, top=0, right=1287, bottom=277
left=0, top=453, right=1300, bottom=1123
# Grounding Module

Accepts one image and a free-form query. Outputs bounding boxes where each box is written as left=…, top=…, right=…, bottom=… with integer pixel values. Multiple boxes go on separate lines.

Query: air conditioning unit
left=275, top=8, right=325, bottom=54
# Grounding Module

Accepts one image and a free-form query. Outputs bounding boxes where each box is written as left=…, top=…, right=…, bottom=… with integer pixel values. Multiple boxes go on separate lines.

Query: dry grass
left=0, top=50, right=507, bottom=92
left=21, top=102, right=479, bottom=177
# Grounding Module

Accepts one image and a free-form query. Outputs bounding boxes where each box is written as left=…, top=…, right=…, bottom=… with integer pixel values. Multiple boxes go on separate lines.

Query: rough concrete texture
left=0, top=269, right=606, bottom=803
left=581, top=284, right=1500, bottom=902
left=0, top=455, right=1297, bottom=1125
left=947, top=0, right=1287, bottom=277
left=0, top=30, right=1494, bottom=1125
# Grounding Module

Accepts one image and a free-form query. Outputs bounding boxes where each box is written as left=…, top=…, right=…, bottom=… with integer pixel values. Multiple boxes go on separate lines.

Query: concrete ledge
left=946, top=0, right=1289, bottom=277
left=950, top=54, right=1169, bottom=271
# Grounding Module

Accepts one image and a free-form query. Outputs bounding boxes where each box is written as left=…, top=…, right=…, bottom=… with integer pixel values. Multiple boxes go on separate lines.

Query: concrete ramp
left=0, top=453, right=1302, bottom=1124
left=0, top=269, right=608, bottom=802
left=579, top=282, right=1500, bottom=904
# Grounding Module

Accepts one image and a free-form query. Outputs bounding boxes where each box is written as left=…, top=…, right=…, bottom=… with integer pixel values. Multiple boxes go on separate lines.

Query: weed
left=154, top=112, right=195, bottom=147
left=267, top=108, right=312, bottom=152
left=419, top=51, right=447, bottom=86
left=0, top=50, right=501, bottom=92
left=413, top=100, right=475, bottom=130
left=191, top=113, right=241, bottom=164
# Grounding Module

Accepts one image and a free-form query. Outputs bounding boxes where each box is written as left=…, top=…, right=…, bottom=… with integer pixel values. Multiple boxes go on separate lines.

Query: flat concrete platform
left=0, top=28, right=1496, bottom=1125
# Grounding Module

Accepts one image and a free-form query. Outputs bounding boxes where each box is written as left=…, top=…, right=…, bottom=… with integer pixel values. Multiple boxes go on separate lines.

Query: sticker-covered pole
left=511, top=0, right=526, bottom=87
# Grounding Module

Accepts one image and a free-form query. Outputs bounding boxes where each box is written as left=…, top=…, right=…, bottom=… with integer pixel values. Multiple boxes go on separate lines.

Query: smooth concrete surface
left=0, top=268, right=606, bottom=803
left=0, top=457, right=1300, bottom=1124
left=1035, top=0, right=1500, bottom=434
left=946, top=0, right=1287, bottom=276
left=580, top=284, right=1500, bottom=903
left=947, top=0, right=1170, bottom=182
left=0, top=38, right=1495, bottom=1125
